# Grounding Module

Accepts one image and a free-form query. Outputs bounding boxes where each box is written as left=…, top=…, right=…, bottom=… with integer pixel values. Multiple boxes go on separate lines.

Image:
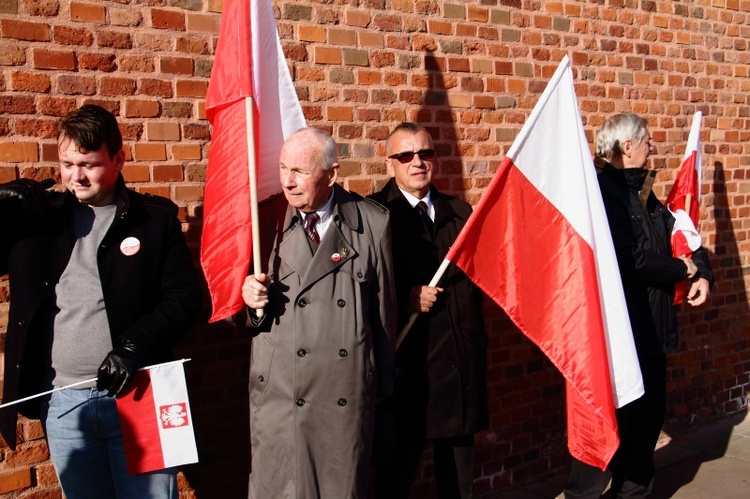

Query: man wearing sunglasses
left=369, top=122, right=488, bottom=499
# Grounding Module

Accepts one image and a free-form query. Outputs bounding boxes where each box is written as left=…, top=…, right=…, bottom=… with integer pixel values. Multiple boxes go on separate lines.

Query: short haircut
left=285, top=127, right=338, bottom=170
left=595, top=113, right=649, bottom=160
left=385, top=122, right=432, bottom=153
left=58, top=105, right=123, bottom=159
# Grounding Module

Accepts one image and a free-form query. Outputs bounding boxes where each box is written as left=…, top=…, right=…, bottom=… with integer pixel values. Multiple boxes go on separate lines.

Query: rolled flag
left=444, top=56, right=644, bottom=470
left=665, top=111, right=703, bottom=304
left=116, top=360, right=198, bottom=475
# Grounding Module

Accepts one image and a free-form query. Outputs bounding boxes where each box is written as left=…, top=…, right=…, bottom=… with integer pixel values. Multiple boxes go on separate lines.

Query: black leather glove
left=96, top=340, right=145, bottom=397
left=0, top=178, right=54, bottom=219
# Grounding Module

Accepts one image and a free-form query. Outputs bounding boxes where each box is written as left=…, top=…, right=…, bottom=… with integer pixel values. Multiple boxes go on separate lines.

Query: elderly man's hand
left=243, top=273, right=270, bottom=310
left=687, top=277, right=710, bottom=307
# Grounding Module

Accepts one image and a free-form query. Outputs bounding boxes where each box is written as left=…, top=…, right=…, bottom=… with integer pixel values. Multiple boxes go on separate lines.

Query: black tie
left=303, top=213, right=320, bottom=245
left=416, top=201, right=433, bottom=233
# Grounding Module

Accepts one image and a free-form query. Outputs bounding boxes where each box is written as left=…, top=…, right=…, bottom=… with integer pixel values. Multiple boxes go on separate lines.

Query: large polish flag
left=201, top=0, right=306, bottom=322
left=665, top=111, right=703, bottom=304
left=445, top=56, right=644, bottom=470
left=116, top=360, right=198, bottom=475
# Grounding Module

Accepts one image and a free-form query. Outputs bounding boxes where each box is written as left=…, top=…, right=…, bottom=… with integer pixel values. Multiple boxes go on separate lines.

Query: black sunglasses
left=388, top=149, right=436, bottom=163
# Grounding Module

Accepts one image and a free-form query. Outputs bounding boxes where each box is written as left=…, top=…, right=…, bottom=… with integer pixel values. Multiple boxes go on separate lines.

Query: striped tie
left=304, top=213, right=320, bottom=244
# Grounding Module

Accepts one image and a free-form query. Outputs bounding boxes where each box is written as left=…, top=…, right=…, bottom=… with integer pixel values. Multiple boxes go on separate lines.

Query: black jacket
left=369, top=179, right=488, bottom=438
left=596, top=164, right=714, bottom=356
left=0, top=178, right=202, bottom=449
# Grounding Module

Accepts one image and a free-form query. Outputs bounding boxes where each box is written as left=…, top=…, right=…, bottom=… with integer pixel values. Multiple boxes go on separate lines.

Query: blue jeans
left=41, top=387, right=177, bottom=499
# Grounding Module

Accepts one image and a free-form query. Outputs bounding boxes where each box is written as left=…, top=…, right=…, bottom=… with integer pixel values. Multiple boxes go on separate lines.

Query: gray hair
left=285, top=127, right=338, bottom=170
left=595, top=113, right=649, bottom=160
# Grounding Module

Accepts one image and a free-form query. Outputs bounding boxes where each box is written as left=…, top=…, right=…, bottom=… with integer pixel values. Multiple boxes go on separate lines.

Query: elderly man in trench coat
left=241, top=127, right=396, bottom=499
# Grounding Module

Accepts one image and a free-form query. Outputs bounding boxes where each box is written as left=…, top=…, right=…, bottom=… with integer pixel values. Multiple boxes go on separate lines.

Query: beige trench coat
left=248, top=185, right=396, bottom=499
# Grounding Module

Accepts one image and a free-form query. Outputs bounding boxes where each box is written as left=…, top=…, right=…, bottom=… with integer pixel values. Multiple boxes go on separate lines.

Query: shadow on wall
left=652, top=161, right=749, bottom=498
left=174, top=266, right=253, bottom=497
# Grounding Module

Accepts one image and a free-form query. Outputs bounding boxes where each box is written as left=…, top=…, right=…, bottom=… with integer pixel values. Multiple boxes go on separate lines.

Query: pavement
left=497, top=411, right=750, bottom=498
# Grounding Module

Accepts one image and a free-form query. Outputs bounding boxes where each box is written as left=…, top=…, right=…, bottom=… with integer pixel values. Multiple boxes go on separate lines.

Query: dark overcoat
left=369, top=178, right=488, bottom=438
left=0, top=178, right=202, bottom=449
left=247, top=184, right=396, bottom=499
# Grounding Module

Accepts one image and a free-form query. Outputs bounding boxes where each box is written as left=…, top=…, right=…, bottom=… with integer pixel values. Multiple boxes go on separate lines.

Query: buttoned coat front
left=247, top=184, right=396, bottom=499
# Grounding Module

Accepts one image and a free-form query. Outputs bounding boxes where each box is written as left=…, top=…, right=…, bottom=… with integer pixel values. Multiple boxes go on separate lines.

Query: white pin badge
left=120, top=237, right=141, bottom=256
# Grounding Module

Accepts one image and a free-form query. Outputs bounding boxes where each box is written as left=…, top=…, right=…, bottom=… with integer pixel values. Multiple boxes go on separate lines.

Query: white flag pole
left=0, top=359, right=193, bottom=410
left=395, top=258, right=451, bottom=351
left=246, top=96, right=264, bottom=319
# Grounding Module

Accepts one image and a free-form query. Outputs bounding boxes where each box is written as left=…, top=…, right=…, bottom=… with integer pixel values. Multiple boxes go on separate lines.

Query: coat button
left=337, top=299, right=345, bottom=307
left=337, top=398, right=347, bottom=406
left=298, top=299, right=307, bottom=308
left=296, top=398, right=305, bottom=407
left=297, top=349, right=307, bottom=357
left=357, top=271, right=363, bottom=278
left=258, top=375, right=264, bottom=382
left=39, top=281, right=48, bottom=288
left=17, top=319, right=25, bottom=327
left=339, top=349, right=348, bottom=358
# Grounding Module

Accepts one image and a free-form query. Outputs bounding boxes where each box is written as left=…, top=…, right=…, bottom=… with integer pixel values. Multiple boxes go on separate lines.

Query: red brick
left=172, top=144, right=201, bottom=160
left=0, top=95, right=35, bottom=114
left=175, top=80, right=207, bottom=98
left=14, top=119, right=58, bottom=139
left=122, top=163, right=150, bottom=182
left=0, top=19, right=50, bottom=41
left=153, top=164, right=183, bottom=182
left=185, top=13, right=220, bottom=33
left=173, top=184, right=202, bottom=202
left=70, top=2, right=105, bottom=23
left=0, top=142, right=38, bottom=162
left=57, top=74, right=96, bottom=95
left=125, top=99, right=160, bottom=118
left=24, top=0, right=60, bottom=17
left=120, top=55, right=155, bottom=73
left=151, top=9, right=186, bottom=30
left=4, top=441, right=49, bottom=466
left=134, top=143, right=167, bottom=161
left=32, top=49, right=75, bottom=70
left=11, top=72, right=51, bottom=92
left=37, top=96, right=77, bottom=117
left=176, top=36, right=209, bottom=54
left=78, top=52, right=116, bottom=72
left=160, top=56, right=193, bottom=75
left=0, top=44, right=26, bottom=65
left=138, top=78, right=173, bottom=98
left=146, top=122, right=180, bottom=141
left=52, top=25, right=93, bottom=46
left=0, top=467, right=32, bottom=494
left=99, top=77, right=136, bottom=96
left=96, top=30, right=133, bottom=49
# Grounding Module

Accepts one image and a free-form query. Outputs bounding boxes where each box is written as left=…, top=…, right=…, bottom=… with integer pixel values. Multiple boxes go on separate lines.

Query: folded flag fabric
left=116, top=360, right=198, bottom=475
left=665, top=111, right=703, bottom=303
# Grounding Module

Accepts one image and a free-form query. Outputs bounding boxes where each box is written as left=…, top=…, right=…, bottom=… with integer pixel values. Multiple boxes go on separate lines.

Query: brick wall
left=0, top=0, right=748, bottom=497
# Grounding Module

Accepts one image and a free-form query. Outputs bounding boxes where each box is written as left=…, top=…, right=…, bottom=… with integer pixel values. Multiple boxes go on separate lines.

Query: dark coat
left=596, top=164, right=714, bottom=356
left=247, top=184, right=396, bottom=499
left=369, top=178, right=488, bottom=438
left=0, top=178, right=202, bottom=449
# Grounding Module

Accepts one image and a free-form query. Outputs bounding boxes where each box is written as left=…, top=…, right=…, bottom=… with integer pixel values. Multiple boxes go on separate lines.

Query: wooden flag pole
left=246, top=97, right=264, bottom=319
left=395, top=258, right=451, bottom=351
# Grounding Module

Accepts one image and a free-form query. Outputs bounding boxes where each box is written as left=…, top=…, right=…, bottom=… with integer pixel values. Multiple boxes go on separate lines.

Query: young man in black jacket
left=0, top=105, right=201, bottom=498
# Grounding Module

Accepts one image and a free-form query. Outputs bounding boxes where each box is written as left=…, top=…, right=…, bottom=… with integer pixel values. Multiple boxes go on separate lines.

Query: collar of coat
left=377, top=177, right=461, bottom=226
left=280, top=183, right=363, bottom=234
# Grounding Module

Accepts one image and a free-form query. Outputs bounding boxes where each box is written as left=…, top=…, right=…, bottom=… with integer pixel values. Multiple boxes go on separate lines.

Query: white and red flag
left=201, top=0, right=306, bottom=322
left=444, top=56, right=644, bottom=470
left=116, top=360, right=198, bottom=475
left=665, top=111, right=703, bottom=304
